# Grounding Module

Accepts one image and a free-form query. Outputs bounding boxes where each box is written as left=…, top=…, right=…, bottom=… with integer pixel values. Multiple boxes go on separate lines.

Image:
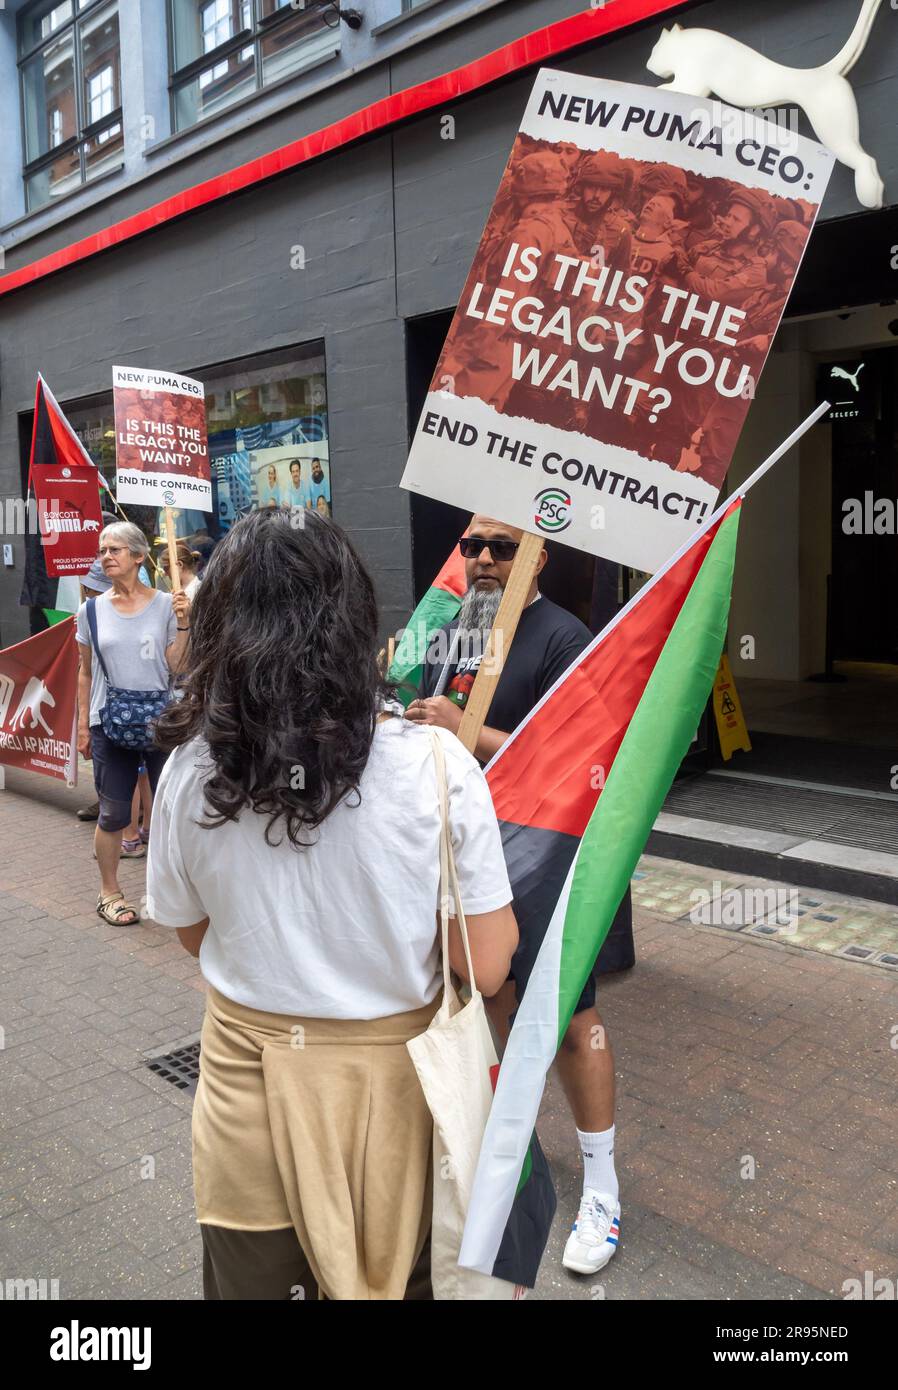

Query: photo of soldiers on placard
left=432, top=132, right=815, bottom=490
left=684, top=216, right=810, bottom=487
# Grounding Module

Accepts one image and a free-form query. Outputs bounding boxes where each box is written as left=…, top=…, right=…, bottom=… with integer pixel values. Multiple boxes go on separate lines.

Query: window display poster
left=250, top=445, right=331, bottom=517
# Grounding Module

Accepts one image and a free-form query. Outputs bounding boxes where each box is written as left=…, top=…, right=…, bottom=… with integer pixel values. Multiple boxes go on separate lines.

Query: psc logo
left=533, top=487, right=572, bottom=534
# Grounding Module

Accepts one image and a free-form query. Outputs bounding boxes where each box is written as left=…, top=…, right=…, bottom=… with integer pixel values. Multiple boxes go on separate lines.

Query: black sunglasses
left=459, top=535, right=520, bottom=562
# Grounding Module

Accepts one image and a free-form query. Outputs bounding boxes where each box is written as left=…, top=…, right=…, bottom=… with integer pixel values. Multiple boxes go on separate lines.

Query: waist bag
left=86, top=596, right=171, bottom=750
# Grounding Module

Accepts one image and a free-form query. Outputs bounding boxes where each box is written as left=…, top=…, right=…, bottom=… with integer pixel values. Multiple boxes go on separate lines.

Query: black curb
left=646, top=831, right=898, bottom=909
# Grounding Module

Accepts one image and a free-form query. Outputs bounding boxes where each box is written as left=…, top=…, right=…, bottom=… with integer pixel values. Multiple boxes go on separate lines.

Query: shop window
left=35, top=345, right=330, bottom=575
left=168, top=0, right=340, bottom=132
left=203, top=343, right=331, bottom=534
left=19, top=0, right=123, bottom=212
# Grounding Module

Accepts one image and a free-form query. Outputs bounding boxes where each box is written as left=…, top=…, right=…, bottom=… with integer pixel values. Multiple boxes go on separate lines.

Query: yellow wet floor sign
left=713, top=653, right=751, bottom=760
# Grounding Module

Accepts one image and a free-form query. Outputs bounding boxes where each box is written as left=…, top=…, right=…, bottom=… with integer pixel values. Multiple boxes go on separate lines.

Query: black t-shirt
left=418, top=594, right=593, bottom=736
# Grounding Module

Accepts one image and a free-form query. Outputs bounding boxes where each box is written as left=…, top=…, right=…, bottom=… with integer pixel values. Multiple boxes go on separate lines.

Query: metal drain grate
left=146, top=1040, right=201, bottom=1095
left=665, top=775, right=898, bottom=855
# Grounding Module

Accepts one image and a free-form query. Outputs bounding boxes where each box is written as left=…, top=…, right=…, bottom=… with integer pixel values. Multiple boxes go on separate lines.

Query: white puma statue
left=646, top=0, right=885, bottom=209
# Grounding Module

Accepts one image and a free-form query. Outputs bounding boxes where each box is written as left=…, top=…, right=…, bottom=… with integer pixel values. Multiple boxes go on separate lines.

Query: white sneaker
left=562, top=1191, right=621, bottom=1275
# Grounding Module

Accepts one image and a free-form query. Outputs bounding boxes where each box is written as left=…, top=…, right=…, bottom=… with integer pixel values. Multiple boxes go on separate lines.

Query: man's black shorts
left=509, top=888, right=634, bottom=1016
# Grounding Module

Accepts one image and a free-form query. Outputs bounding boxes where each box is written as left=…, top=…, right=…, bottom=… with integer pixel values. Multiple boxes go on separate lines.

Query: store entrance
left=735, top=332, right=898, bottom=791
left=828, top=345, right=898, bottom=667
left=673, top=299, right=898, bottom=893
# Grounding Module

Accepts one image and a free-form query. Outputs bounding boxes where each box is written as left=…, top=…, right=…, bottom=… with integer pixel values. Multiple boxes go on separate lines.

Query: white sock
left=577, top=1125, right=618, bottom=1206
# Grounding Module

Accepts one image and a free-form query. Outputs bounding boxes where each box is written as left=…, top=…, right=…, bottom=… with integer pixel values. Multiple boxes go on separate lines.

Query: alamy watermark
left=0, top=497, right=72, bottom=544
left=690, top=882, right=800, bottom=928
left=394, top=623, right=505, bottom=674
left=0, top=1275, right=60, bottom=1300
left=842, top=493, right=898, bottom=535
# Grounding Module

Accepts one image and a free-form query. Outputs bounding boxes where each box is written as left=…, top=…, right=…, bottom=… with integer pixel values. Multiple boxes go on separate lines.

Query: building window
left=201, top=0, right=239, bottom=53
left=168, top=0, right=341, bottom=132
left=19, top=0, right=122, bottom=212
left=87, top=63, right=113, bottom=123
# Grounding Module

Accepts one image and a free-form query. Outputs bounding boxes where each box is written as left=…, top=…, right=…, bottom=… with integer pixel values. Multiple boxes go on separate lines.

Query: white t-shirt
left=75, top=590, right=177, bottom=729
left=146, top=718, right=513, bottom=1019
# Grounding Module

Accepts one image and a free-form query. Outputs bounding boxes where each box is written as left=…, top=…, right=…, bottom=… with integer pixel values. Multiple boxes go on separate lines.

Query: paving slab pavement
left=1, top=765, right=896, bottom=1300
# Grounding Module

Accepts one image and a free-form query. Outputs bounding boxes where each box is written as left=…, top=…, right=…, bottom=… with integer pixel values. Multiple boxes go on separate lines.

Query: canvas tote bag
left=406, top=729, right=522, bottom=1301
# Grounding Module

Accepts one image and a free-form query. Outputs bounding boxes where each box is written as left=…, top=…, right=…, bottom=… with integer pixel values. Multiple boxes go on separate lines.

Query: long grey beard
left=454, top=583, right=503, bottom=665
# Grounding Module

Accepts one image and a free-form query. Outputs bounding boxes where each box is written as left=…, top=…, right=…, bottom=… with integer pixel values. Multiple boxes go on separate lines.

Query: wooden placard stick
left=456, top=529, right=543, bottom=755
left=163, top=506, right=182, bottom=593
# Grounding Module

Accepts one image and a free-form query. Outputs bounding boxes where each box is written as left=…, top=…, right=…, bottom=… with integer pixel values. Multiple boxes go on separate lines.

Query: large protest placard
left=401, top=71, right=834, bottom=572
left=0, top=620, right=78, bottom=785
left=113, top=366, right=211, bottom=511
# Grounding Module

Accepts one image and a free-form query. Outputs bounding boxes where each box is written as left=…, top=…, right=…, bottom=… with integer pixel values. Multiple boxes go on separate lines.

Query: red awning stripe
left=0, top=0, right=684, bottom=299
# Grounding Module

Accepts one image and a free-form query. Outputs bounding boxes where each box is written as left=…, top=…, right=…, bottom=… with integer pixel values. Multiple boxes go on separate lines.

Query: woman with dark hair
left=146, top=508, right=517, bottom=1300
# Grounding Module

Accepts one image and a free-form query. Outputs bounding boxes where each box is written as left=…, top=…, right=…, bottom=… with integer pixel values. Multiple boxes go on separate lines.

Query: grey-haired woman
left=75, top=522, right=191, bottom=926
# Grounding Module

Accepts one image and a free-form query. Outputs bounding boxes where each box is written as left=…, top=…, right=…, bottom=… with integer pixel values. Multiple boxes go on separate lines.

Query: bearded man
left=406, top=515, right=625, bottom=1277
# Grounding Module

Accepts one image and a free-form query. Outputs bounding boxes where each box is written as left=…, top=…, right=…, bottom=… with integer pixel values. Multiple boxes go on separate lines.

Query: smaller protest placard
left=32, top=465, right=103, bottom=578
left=113, top=366, right=211, bottom=511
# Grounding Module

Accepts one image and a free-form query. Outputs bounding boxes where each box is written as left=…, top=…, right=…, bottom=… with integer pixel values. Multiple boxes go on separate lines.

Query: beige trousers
left=194, top=985, right=439, bottom=1301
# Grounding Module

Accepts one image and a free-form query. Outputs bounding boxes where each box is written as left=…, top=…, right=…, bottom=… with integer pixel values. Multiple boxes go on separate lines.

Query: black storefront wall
left=0, top=137, right=411, bottom=646
left=826, top=346, right=898, bottom=664
left=1, top=0, right=897, bottom=648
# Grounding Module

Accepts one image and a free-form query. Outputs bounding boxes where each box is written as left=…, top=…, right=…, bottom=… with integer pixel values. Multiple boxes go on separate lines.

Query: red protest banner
left=0, top=620, right=79, bottom=785
left=32, top=464, right=104, bottom=578
left=28, top=376, right=105, bottom=578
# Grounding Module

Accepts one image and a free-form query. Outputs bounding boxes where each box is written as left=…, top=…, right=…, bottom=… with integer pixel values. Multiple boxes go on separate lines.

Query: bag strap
left=85, top=597, right=112, bottom=686
left=429, top=728, right=479, bottom=997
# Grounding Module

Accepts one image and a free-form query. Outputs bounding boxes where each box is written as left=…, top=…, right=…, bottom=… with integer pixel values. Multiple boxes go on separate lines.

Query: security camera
left=323, top=2, right=363, bottom=27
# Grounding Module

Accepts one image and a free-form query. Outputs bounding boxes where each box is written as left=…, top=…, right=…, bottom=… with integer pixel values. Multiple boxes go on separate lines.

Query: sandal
left=121, top=837, right=147, bottom=859
left=97, top=892, right=140, bottom=927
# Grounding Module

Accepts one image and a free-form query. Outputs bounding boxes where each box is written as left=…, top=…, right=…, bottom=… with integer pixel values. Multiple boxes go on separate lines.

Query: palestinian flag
left=20, top=376, right=104, bottom=625
left=26, top=374, right=96, bottom=489
left=460, top=499, right=742, bottom=1276
left=388, top=542, right=467, bottom=705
